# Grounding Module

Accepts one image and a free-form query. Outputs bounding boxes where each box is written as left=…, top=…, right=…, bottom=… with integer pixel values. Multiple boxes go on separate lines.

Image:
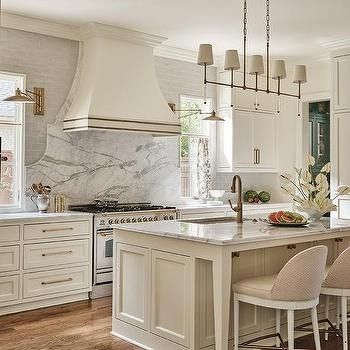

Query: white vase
left=299, top=208, right=324, bottom=222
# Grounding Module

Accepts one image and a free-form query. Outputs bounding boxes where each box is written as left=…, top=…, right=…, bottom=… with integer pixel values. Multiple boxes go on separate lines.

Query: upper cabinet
left=217, top=70, right=276, bottom=113
left=333, top=55, right=350, bottom=111
left=216, top=108, right=277, bottom=173
left=332, top=51, right=350, bottom=218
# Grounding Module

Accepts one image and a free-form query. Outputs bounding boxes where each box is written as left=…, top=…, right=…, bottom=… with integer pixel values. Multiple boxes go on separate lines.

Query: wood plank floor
left=0, top=297, right=345, bottom=349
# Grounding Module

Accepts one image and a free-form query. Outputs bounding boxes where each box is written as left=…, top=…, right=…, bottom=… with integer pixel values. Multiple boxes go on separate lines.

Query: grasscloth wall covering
left=0, top=28, right=216, bottom=205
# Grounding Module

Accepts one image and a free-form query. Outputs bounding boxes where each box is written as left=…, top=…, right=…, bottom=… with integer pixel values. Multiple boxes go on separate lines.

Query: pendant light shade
left=3, top=88, right=35, bottom=103
left=202, top=110, right=225, bottom=122
left=249, top=55, right=264, bottom=75
left=293, top=65, right=307, bottom=83
left=224, top=50, right=240, bottom=71
left=271, top=60, right=286, bottom=79
left=197, top=44, right=214, bottom=66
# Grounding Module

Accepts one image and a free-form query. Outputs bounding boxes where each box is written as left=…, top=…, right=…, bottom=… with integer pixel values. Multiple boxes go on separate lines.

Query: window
left=0, top=72, right=25, bottom=210
left=180, top=95, right=212, bottom=198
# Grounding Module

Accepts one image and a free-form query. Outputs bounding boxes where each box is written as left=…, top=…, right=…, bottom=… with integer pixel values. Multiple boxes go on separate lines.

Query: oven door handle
left=97, top=231, right=114, bottom=237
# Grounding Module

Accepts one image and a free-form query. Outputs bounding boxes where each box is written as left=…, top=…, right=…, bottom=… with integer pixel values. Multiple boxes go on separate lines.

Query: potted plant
left=280, top=155, right=350, bottom=221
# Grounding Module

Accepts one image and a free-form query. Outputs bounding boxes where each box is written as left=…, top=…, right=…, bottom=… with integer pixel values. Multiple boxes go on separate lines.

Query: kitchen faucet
left=229, top=175, right=243, bottom=224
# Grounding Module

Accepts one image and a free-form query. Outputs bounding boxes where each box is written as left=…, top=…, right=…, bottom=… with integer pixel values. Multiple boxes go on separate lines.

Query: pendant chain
left=266, top=0, right=270, bottom=44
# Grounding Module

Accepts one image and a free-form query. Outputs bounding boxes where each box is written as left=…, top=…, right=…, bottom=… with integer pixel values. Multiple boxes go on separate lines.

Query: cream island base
left=112, top=218, right=350, bottom=350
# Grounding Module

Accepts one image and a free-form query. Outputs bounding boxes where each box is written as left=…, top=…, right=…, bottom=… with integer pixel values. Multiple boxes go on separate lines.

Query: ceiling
left=3, top=0, right=350, bottom=59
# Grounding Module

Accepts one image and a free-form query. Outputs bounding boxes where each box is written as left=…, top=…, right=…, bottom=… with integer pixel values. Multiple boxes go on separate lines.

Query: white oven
left=91, top=208, right=177, bottom=298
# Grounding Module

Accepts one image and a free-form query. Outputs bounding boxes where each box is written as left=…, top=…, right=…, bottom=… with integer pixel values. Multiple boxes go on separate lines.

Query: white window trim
left=179, top=94, right=214, bottom=199
left=0, top=71, right=26, bottom=213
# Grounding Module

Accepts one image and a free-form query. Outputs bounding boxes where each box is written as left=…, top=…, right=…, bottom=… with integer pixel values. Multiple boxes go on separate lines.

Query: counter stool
left=233, top=245, right=327, bottom=350
left=316, top=246, right=350, bottom=349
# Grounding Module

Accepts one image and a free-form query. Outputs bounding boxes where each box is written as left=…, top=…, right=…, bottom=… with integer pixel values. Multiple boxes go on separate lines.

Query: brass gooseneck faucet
left=229, top=175, right=243, bottom=224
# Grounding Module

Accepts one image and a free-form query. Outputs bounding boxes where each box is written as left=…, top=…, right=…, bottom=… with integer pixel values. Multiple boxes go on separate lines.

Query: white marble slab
left=0, top=211, right=93, bottom=225
left=113, top=218, right=350, bottom=246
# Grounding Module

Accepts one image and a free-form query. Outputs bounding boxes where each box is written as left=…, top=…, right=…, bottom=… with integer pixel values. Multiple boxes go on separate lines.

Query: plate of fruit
left=267, top=211, right=311, bottom=227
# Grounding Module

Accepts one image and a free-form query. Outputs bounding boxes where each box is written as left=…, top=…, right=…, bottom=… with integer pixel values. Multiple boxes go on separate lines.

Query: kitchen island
left=112, top=217, right=350, bottom=350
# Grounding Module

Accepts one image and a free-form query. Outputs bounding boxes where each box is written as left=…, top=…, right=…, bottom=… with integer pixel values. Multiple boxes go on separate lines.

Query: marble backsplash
left=26, top=123, right=180, bottom=206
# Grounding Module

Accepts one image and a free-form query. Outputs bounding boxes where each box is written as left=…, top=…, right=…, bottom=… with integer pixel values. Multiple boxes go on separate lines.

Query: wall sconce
left=168, top=103, right=224, bottom=122
left=3, top=87, right=45, bottom=115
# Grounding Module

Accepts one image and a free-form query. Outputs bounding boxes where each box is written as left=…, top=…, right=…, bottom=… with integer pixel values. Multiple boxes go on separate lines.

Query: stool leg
left=341, top=296, right=348, bottom=350
left=311, top=306, right=321, bottom=350
left=276, top=309, right=281, bottom=347
left=337, top=296, right=341, bottom=331
left=233, top=294, right=239, bottom=350
left=287, top=309, right=294, bottom=350
left=325, top=295, right=329, bottom=341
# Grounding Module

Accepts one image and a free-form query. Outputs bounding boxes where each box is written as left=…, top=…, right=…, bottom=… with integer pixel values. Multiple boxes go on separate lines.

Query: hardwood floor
left=0, top=297, right=345, bottom=349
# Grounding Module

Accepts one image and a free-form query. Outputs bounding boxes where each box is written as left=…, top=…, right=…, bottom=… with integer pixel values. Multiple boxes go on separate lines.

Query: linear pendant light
left=197, top=0, right=307, bottom=116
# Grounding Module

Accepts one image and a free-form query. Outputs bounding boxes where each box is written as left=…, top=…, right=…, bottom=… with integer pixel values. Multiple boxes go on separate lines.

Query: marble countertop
left=113, top=217, right=350, bottom=246
left=0, top=211, right=93, bottom=224
left=176, top=202, right=292, bottom=211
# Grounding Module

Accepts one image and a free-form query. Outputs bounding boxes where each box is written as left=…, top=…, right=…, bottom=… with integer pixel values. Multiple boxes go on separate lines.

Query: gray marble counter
left=0, top=211, right=93, bottom=225
left=113, top=217, right=350, bottom=246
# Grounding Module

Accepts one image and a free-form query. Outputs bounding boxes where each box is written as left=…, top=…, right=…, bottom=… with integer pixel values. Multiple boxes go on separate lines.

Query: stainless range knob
left=169, top=215, right=174, bottom=220
left=132, top=218, right=137, bottom=223
left=126, top=218, right=131, bottom=223
left=143, top=217, right=148, bottom=222
left=148, top=217, right=153, bottom=221
left=138, top=217, right=143, bottom=222
left=114, top=219, right=119, bottom=224
left=120, top=218, right=125, bottom=224
left=154, top=216, right=158, bottom=221
left=164, top=216, right=168, bottom=220
left=108, top=219, right=114, bottom=225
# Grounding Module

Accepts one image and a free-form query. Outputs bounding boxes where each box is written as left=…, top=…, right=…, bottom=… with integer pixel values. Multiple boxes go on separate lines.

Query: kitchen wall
left=0, top=28, right=217, bottom=206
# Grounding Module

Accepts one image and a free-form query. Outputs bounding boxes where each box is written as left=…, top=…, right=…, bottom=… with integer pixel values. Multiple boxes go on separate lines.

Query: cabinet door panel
left=336, top=113, right=350, bottom=187
left=234, top=110, right=254, bottom=167
left=254, top=112, right=277, bottom=169
left=216, top=108, right=233, bottom=172
left=334, top=55, right=350, bottom=110
left=116, top=244, right=149, bottom=330
left=151, top=250, right=191, bottom=347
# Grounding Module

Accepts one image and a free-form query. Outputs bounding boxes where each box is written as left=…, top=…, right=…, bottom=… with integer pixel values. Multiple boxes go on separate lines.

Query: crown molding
left=1, top=11, right=81, bottom=41
left=320, top=37, right=350, bottom=51
left=154, top=45, right=222, bottom=66
left=80, top=23, right=166, bottom=47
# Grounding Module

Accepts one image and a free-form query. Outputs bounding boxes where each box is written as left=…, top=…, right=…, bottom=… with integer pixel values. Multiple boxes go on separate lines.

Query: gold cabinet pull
left=42, top=250, right=73, bottom=257
left=335, top=238, right=344, bottom=243
left=41, top=277, right=73, bottom=285
left=257, top=148, right=261, bottom=164
left=98, top=232, right=114, bottom=237
left=42, top=227, right=74, bottom=233
left=232, top=252, right=240, bottom=258
left=253, top=149, right=257, bottom=164
left=287, top=244, right=297, bottom=249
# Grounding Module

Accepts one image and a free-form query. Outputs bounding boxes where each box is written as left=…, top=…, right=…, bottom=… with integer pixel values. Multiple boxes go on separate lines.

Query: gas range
left=69, top=201, right=177, bottom=229
left=69, top=201, right=177, bottom=299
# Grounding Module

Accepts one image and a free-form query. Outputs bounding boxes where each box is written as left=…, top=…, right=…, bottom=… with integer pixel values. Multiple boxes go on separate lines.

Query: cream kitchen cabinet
left=0, top=214, right=93, bottom=316
left=198, top=250, right=263, bottom=349
left=216, top=108, right=277, bottom=173
left=333, top=54, right=350, bottom=111
left=217, top=70, right=276, bottom=113
left=115, top=244, right=192, bottom=348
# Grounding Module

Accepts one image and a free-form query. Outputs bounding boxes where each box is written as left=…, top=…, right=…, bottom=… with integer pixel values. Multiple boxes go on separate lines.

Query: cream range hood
left=64, top=23, right=181, bottom=136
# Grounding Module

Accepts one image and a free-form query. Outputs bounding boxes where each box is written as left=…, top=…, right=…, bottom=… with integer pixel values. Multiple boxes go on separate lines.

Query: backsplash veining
left=26, top=124, right=180, bottom=205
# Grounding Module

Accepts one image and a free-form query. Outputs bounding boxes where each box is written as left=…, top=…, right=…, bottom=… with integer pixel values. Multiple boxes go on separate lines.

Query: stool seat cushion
left=233, top=274, right=278, bottom=299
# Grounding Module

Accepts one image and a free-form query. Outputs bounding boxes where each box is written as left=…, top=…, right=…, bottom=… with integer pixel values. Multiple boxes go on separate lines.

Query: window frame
left=179, top=94, right=212, bottom=199
left=0, top=71, right=26, bottom=212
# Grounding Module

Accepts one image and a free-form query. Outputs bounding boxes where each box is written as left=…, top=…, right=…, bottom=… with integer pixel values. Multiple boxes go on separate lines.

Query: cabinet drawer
left=24, top=239, right=89, bottom=269
left=0, top=226, right=20, bottom=243
left=0, top=245, right=20, bottom=272
left=0, top=275, right=19, bottom=303
left=24, top=221, right=90, bottom=240
left=23, top=266, right=90, bottom=298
